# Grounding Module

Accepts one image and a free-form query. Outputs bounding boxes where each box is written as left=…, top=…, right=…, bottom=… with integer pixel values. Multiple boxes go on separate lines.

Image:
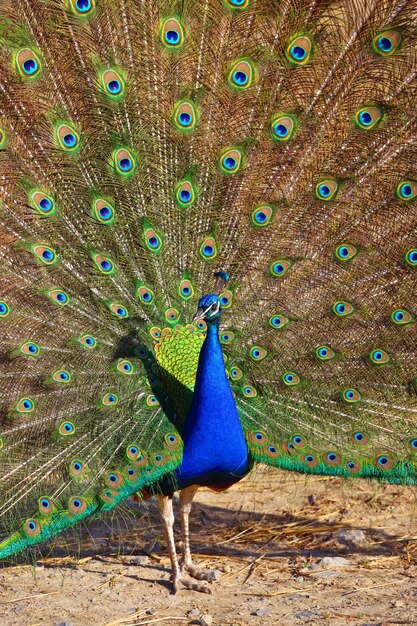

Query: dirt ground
left=1, top=467, right=417, bottom=626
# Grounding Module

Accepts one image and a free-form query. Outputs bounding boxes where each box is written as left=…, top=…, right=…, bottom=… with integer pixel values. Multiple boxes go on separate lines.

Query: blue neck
left=176, top=316, right=249, bottom=488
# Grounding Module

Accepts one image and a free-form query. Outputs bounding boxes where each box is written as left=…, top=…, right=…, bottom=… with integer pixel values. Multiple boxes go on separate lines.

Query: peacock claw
left=180, top=561, right=220, bottom=583
left=171, top=573, right=212, bottom=594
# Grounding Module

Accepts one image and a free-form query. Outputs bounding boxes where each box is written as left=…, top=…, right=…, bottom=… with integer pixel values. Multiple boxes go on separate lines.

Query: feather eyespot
left=281, top=371, right=300, bottom=386
left=350, top=431, right=369, bottom=445
left=16, top=397, right=35, bottom=413
left=173, top=100, right=198, bottom=131
left=405, top=249, right=417, bottom=267
left=149, top=327, right=162, bottom=341
left=219, top=147, right=243, bottom=174
left=113, top=148, right=136, bottom=175
left=335, top=243, right=358, bottom=262
left=243, top=385, right=257, bottom=397
left=16, top=48, right=41, bottom=78
left=30, top=190, right=56, bottom=217
left=52, top=369, right=71, bottom=384
left=249, top=431, right=267, bottom=445
left=23, top=519, right=41, bottom=537
left=345, top=460, right=361, bottom=474
left=390, top=308, right=413, bottom=325
left=55, top=123, right=80, bottom=151
left=137, top=285, right=154, bottom=305
left=92, top=198, right=115, bottom=225
left=165, top=308, right=180, bottom=323
left=396, top=180, right=417, bottom=202
left=69, top=496, right=88, bottom=515
left=220, top=331, right=234, bottom=344
left=302, top=453, right=319, bottom=468
left=271, top=114, right=296, bottom=141
left=251, top=205, right=274, bottom=227
left=291, top=434, right=306, bottom=448
left=342, top=388, right=361, bottom=403
left=374, top=454, right=395, bottom=470
left=146, top=394, right=159, bottom=407
left=107, top=302, right=129, bottom=319
left=229, top=366, right=243, bottom=380
left=269, top=313, right=289, bottom=329
left=176, top=179, right=196, bottom=207
left=369, top=349, right=390, bottom=364
left=32, top=245, right=57, bottom=266
left=322, top=451, right=341, bottom=466
left=46, top=289, right=70, bottom=306
left=315, top=179, right=339, bottom=201
left=69, top=460, right=85, bottom=478
left=178, top=278, right=194, bottom=300
left=270, top=259, right=292, bottom=277
left=161, top=17, right=184, bottom=49
left=70, top=0, right=95, bottom=15
left=372, top=29, right=402, bottom=56
left=59, top=421, right=75, bottom=436
left=225, top=0, right=249, bottom=9
left=228, top=59, right=255, bottom=90
left=314, top=345, right=335, bottom=361
left=144, top=226, right=163, bottom=253
left=408, top=438, right=417, bottom=453
left=249, top=346, right=267, bottom=361
left=331, top=301, right=355, bottom=317
left=101, top=393, right=118, bottom=406
left=165, top=433, right=180, bottom=449
left=18, top=341, right=40, bottom=357
left=354, top=105, right=383, bottom=130
left=78, top=334, right=96, bottom=348
left=39, top=497, right=54, bottom=515
left=199, top=236, right=218, bottom=261
left=0, top=301, right=10, bottom=317
left=101, top=69, right=125, bottom=98
left=116, top=359, right=134, bottom=375
left=106, top=472, right=124, bottom=489
left=286, top=35, right=313, bottom=65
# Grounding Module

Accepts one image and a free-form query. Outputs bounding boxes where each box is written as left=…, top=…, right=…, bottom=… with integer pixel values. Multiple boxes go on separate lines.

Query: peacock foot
left=180, top=560, right=220, bottom=583
left=171, top=571, right=212, bottom=594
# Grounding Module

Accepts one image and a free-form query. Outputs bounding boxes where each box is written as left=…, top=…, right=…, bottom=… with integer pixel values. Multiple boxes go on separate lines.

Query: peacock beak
left=192, top=308, right=206, bottom=323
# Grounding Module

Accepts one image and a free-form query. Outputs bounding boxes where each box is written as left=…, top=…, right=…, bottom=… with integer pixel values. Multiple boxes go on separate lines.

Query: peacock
left=0, top=0, right=417, bottom=596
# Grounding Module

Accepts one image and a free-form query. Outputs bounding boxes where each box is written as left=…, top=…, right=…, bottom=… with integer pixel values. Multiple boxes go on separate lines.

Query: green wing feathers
left=0, top=0, right=417, bottom=559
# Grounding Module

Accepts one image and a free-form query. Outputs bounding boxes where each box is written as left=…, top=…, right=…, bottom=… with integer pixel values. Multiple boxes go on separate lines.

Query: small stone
left=188, top=608, right=201, bottom=617
left=199, top=614, right=213, bottom=626
left=146, top=609, right=157, bottom=615
left=294, top=610, right=317, bottom=619
left=130, top=555, right=150, bottom=566
left=335, top=529, right=367, bottom=545
left=54, top=622, right=73, bottom=626
left=318, top=556, right=350, bottom=568
left=253, top=607, right=270, bottom=617
left=295, top=576, right=304, bottom=583
left=310, top=570, right=339, bottom=578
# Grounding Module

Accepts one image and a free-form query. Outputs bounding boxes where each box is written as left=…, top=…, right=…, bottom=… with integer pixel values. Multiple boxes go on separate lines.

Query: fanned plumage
left=0, top=0, right=417, bottom=574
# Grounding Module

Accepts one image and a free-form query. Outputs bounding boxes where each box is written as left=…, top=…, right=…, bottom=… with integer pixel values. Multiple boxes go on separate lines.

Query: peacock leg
left=179, top=485, right=219, bottom=584
left=157, top=493, right=211, bottom=594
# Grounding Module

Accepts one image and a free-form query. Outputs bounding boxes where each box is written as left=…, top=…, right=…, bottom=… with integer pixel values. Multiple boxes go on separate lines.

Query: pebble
left=188, top=608, right=201, bottom=616
left=317, top=556, right=350, bottom=568
left=294, top=610, right=317, bottom=619
left=129, top=555, right=150, bottom=566
left=199, top=614, right=213, bottom=626
left=146, top=609, right=157, bottom=615
left=310, top=570, right=339, bottom=578
left=335, top=529, right=367, bottom=545
left=253, top=607, right=270, bottom=617
left=54, top=622, right=73, bottom=626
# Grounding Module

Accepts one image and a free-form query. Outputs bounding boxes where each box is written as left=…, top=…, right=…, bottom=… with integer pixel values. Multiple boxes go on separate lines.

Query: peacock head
left=192, top=271, right=229, bottom=324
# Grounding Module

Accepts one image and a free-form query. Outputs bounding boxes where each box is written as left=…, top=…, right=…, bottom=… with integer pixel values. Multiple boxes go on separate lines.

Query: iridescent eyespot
left=405, top=249, right=417, bottom=267
left=52, top=370, right=71, bottom=384
left=16, top=397, right=35, bottom=413
left=249, top=346, right=267, bottom=361
left=225, top=0, right=249, bottom=9
left=269, top=313, right=289, bottom=329
left=116, top=359, right=134, bottom=375
left=249, top=431, right=267, bottom=445
left=69, top=460, right=84, bottom=477
left=126, top=445, right=141, bottom=461
left=345, top=460, right=361, bottom=474
left=23, top=519, right=41, bottom=537
left=16, top=48, right=42, bottom=78
left=243, top=385, right=257, bottom=397
left=0, top=301, right=10, bottom=318
left=335, top=243, right=358, bottom=262
left=228, top=59, right=255, bottom=90
left=372, top=29, right=402, bottom=56
left=173, top=100, right=198, bottom=131
left=219, top=147, right=243, bottom=174
left=291, top=434, right=306, bottom=448
left=199, top=236, right=218, bottom=261
left=354, top=105, right=383, bottom=130
left=113, top=147, right=136, bottom=175
left=175, top=179, right=196, bottom=207
left=220, top=331, right=234, bottom=344
left=30, top=190, right=56, bottom=217
left=69, top=496, right=88, bottom=515
left=92, top=198, right=115, bottom=225
left=161, top=17, right=184, bottom=49
left=101, top=69, right=125, bottom=98
left=106, top=472, right=124, bottom=488
left=251, top=205, right=274, bottom=227
left=270, top=259, right=292, bottom=277
left=408, top=438, right=417, bottom=453
left=165, top=433, right=180, bottom=448
left=281, top=371, right=300, bottom=386
left=315, top=179, right=339, bottom=201
left=32, top=245, right=57, bottom=265
left=303, top=453, right=319, bottom=468
left=315, top=345, right=336, bottom=361
left=350, top=431, right=369, bottom=445
left=229, top=366, right=243, bottom=380
left=46, top=289, right=70, bottom=306
left=270, top=114, right=296, bottom=141
left=144, top=226, right=163, bottom=253
left=390, top=308, right=413, bottom=325
left=286, top=35, right=313, bottom=65
left=39, top=497, right=54, bottom=515
left=108, top=302, right=129, bottom=319
left=331, top=301, right=355, bottom=317
left=342, top=388, right=361, bottom=403
left=59, top=421, right=75, bottom=436
left=196, top=320, right=207, bottom=331
left=165, top=308, right=180, bottom=323
left=19, top=341, right=40, bottom=357
left=374, top=454, right=395, bottom=470
left=55, top=123, right=80, bottom=151
left=369, top=349, right=390, bottom=364
left=101, top=393, right=118, bottom=406
left=212, top=292, right=228, bottom=311
left=149, top=327, right=162, bottom=340
left=178, top=278, right=194, bottom=300
left=322, top=451, right=341, bottom=466
left=396, top=180, right=417, bottom=202
left=70, top=0, right=95, bottom=15
left=137, top=285, right=154, bottom=305
left=78, top=335, right=97, bottom=349
left=146, top=394, right=159, bottom=407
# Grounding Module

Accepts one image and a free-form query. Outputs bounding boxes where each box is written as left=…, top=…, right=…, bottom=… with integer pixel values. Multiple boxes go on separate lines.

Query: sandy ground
left=1, top=467, right=417, bottom=626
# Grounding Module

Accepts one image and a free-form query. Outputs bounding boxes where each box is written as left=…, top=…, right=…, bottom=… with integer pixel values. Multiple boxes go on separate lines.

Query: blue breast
left=175, top=318, right=249, bottom=489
